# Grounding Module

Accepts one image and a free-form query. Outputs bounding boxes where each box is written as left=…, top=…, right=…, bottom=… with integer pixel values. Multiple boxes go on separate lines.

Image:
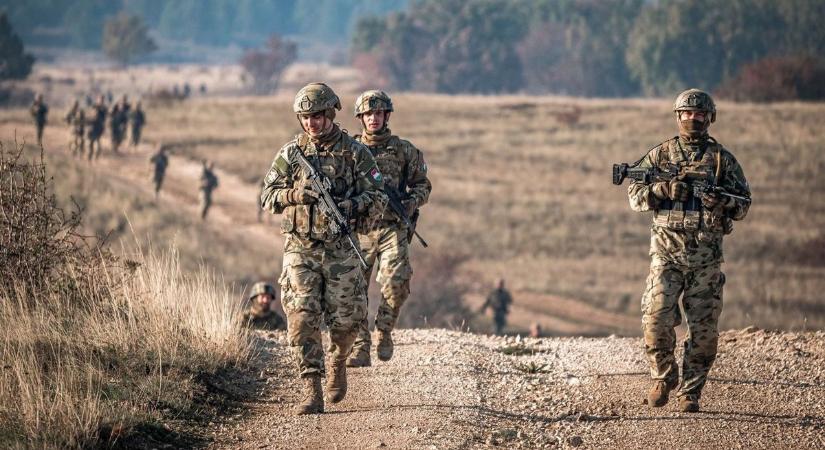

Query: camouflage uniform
left=87, top=98, right=107, bottom=161
left=199, top=162, right=218, bottom=219
left=349, top=91, right=431, bottom=364
left=260, top=83, right=385, bottom=409
left=149, top=147, right=168, bottom=198
left=30, top=95, right=48, bottom=146
left=627, top=89, right=751, bottom=410
left=130, top=103, right=146, bottom=147
left=481, top=283, right=513, bottom=335
left=243, top=282, right=286, bottom=330
left=65, top=101, right=85, bottom=158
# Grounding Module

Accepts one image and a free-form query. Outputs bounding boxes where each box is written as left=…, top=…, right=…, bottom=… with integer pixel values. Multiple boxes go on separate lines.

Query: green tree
left=0, top=13, right=34, bottom=80
left=63, top=0, right=122, bottom=49
left=102, top=13, right=157, bottom=65
left=239, top=34, right=297, bottom=94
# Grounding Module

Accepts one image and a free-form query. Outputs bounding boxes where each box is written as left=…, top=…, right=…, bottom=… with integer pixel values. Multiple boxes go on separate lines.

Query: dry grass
left=0, top=147, right=251, bottom=448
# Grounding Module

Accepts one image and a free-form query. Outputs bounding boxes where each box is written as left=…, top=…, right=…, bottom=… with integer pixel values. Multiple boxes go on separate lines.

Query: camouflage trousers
left=353, top=224, right=412, bottom=352
left=641, top=256, right=724, bottom=397
left=199, top=190, right=212, bottom=219
left=279, top=235, right=368, bottom=377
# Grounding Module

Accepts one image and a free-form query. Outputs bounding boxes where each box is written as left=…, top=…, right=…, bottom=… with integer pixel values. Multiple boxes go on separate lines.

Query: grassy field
left=3, top=84, right=824, bottom=333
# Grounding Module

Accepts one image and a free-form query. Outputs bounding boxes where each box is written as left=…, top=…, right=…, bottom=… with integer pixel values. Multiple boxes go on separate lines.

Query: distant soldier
left=347, top=90, right=432, bottom=367
left=480, top=279, right=513, bottom=335
left=109, top=96, right=130, bottom=154
left=30, top=93, right=48, bottom=146
left=199, top=160, right=218, bottom=220
left=87, top=95, right=107, bottom=161
left=65, top=101, right=86, bottom=158
left=130, top=101, right=146, bottom=147
left=243, top=282, right=286, bottom=330
left=626, top=89, right=751, bottom=412
left=149, top=145, right=169, bottom=199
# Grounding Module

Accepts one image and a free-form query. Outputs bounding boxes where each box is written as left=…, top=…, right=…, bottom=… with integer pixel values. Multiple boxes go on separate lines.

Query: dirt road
left=208, top=328, right=825, bottom=449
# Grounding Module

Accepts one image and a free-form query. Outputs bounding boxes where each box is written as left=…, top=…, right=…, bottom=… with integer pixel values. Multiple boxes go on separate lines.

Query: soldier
left=149, top=145, right=169, bottom=199
left=627, top=89, right=751, bottom=413
left=260, top=82, right=386, bottom=415
left=65, top=100, right=85, bottom=158
left=87, top=95, right=107, bottom=161
left=109, top=96, right=130, bottom=154
left=130, top=101, right=146, bottom=147
left=346, top=90, right=432, bottom=367
left=30, top=93, right=48, bottom=147
left=243, top=282, right=286, bottom=330
left=480, top=279, right=513, bottom=335
left=199, top=160, right=219, bottom=220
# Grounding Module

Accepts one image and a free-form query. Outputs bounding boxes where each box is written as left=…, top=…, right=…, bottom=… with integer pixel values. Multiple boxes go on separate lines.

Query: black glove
left=401, top=199, right=417, bottom=217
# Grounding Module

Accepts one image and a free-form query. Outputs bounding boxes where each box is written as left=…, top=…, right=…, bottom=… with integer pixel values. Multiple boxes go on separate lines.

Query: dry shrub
left=0, top=143, right=251, bottom=448
left=717, top=55, right=825, bottom=102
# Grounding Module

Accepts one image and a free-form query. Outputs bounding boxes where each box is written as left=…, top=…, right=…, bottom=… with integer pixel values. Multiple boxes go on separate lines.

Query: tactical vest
left=368, top=136, right=408, bottom=192
left=652, top=138, right=728, bottom=234
left=280, top=134, right=359, bottom=241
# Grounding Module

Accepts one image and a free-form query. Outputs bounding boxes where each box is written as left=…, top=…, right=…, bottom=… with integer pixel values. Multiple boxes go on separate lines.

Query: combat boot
left=647, top=379, right=677, bottom=407
left=375, top=330, right=394, bottom=362
left=678, top=395, right=700, bottom=413
left=294, top=374, right=324, bottom=415
left=325, top=360, right=348, bottom=403
left=346, top=346, right=371, bottom=367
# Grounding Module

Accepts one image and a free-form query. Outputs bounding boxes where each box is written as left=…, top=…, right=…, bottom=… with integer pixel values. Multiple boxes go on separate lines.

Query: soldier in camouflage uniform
left=65, top=100, right=85, bottom=158
left=149, top=145, right=168, bottom=199
left=627, top=89, right=751, bottom=412
left=480, top=279, right=513, bottom=336
left=109, top=96, right=130, bottom=154
left=347, top=90, right=431, bottom=367
left=260, top=82, right=386, bottom=415
left=130, top=101, right=146, bottom=148
left=199, top=160, right=218, bottom=220
left=243, top=282, right=286, bottom=330
left=87, top=95, right=107, bottom=161
left=30, top=93, right=48, bottom=147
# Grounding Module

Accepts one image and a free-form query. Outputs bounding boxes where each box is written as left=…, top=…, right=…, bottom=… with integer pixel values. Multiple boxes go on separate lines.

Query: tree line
left=352, top=0, right=825, bottom=99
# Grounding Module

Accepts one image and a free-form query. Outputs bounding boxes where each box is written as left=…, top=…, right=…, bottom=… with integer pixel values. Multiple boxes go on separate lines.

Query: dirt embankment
left=208, top=327, right=825, bottom=449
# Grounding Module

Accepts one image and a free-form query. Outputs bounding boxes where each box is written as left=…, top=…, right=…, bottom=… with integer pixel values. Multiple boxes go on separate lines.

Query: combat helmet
left=354, top=90, right=394, bottom=116
left=673, top=89, right=716, bottom=123
left=248, top=282, right=276, bottom=301
left=293, top=82, right=341, bottom=119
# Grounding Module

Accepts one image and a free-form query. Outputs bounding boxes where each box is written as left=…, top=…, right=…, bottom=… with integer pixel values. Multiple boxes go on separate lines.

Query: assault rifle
left=293, top=150, right=369, bottom=269
left=384, top=186, right=428, bottom=248
left=612, top=162, right=750, bottom=202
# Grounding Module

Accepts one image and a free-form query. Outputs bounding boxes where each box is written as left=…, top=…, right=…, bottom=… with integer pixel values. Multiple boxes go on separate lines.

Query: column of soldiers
left=58, top=94, right=146, bottom=160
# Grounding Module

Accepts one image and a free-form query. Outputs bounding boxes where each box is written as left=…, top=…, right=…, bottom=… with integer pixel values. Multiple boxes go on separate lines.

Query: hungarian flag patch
left=370, top=167, right=383, bottom=182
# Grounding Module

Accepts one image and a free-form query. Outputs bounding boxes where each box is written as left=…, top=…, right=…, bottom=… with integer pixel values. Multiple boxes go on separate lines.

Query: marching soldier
left=627, top=89, right=751, bottom=412
left=199, top=160, right=218, bottom=220
left=480, top=279, right=513, bottom=335
left=149, top=145, right=169, bottom=199
left=260, top=82, right=386, bottom=415
left=65, top=100, right=85, bottom=158
left=347, top=90, right=431, bottom=367
left=130, top=101, right=146, bottom=147
left=87, top=95, right=107, bottom=161
left=30, top=93, right=48, bottom=147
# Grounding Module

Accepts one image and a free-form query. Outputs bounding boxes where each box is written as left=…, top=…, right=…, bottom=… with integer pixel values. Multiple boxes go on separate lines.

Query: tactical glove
left=402, top=199, right=417, bottom=217
left=701, top=192, right=724, bottom=210
left=669, top=180, right=690, bottom=202
left=286, top=187, right=318, bottom=205
left=337, top=199, right=353, bottom=217
left=651, top=182, right=670, bottom=201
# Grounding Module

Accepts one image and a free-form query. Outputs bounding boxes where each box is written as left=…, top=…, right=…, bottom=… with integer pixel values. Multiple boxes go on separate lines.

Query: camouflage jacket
left=243, top=310, right=285, bottom=331
left=627, top=136, right=751, bottom=267
left=355, top=132, right=431, bottom=227
left=200, top=169, right=218, bottom=191
left=260, top=127, right=386, bottom=243
left=150, top=152, right=168, bottom=173
left=482, top=288, right=513, bottom=314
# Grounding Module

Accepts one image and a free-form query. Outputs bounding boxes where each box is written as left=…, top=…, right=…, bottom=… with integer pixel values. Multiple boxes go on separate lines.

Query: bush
left=0, top=142, right=251, bottom=448
left=239, top=34, right=297, bottom=95
left=717, top=55, right=825, bottom=102
left=102, top=13, right=158, bottom=65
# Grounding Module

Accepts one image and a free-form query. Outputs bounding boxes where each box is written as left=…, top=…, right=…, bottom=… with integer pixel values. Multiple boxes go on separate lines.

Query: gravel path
left=207, top=328, right=825, bottom=449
